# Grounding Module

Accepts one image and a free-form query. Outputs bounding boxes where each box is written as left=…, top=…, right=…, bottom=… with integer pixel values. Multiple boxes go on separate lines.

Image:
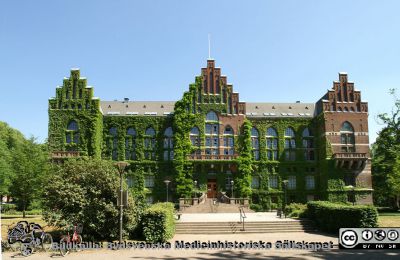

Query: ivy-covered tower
left=48, top=69, right=103, bottom=158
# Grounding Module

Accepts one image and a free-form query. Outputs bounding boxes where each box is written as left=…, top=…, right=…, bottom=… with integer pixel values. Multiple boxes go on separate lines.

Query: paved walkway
left=179, top=212, right=297, bottom=222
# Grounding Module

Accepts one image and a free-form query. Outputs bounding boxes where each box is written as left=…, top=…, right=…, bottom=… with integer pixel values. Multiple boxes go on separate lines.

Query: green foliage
left=326, top=179, right=347, bottom=203
left=284, top=203, right=308, bottom=218
left=307, top=201, right=378, bottom=233
left=236, top=119, right=253, bottom=198
left=141, top=202, right=175, bottom=243
left=172, top=84, right=197, bottom=199
left=42, top=159, right=137, bottom=240
left=0, top=203, right=17, bottom=213
left=372, top=90, right=400, bottom=209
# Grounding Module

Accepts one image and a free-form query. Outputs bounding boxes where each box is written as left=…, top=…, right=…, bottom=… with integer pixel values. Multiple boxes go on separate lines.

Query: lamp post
left=282, top=180, right=289, bottom=216
left=231, top=180, right=234, bottom=198
left=164, top=180, right=171, bottom=202
left=193, top=180, right=197, bottom=198
left=115, top=161, right=129, bottom=244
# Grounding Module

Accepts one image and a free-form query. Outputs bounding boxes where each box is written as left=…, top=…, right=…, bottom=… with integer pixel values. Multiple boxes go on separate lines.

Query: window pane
left=251, top=176, right=260, bottom=188
left=288, top=176, right=296, bottom=190
left=206, top=111, right=218, bottom=121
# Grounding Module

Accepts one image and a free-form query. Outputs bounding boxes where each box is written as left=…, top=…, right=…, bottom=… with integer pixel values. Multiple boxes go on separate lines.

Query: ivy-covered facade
left=48, top=60, right=373, bottom=208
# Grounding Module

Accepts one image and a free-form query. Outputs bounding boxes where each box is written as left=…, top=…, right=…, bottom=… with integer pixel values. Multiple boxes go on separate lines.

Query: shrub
left=0, top=203, right=17, bottom=213
left=141, top=202, right=175, bottom=243
left=284, top=203, right=308, bottom=218
left=307, top=201, right=378, bottom=233
left=42, top=159, right=138, bottom=241
left=250, top=204, right=262, bottom=212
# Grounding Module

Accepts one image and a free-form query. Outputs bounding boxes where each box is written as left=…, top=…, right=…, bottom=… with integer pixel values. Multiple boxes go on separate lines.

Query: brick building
left=48, top=59, right=372, bottom=207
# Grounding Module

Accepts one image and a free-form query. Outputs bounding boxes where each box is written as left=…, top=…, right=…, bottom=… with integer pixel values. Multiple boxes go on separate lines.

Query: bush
left=284, top=203, right=308, bottom=218
left=250, top=204, right=262, bottom=212
left=42, top=159, right=138, bottom=241
left=307, top=201, right=378, bottom=233
left=141, top=202, right=175, bottom=243
left=0, top=203, right=17, bottom=213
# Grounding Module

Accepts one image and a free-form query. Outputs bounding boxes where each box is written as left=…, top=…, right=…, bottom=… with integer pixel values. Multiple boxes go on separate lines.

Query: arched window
left=340, top=122, right=355, bottom=152
left=125, top=128, right=136, bottom=160
left=251, top=127, right=259, bottom=160
left=284, top=127, right=296, bottom=161
left=190, top=127, right=201, bottom=157
left=163, top=127, right=174, bottom=161
left=109, top=127, right=118, bottom=160
left=302, top=127, right=315, bottom=161
left=205, top=111, right=219, bottom=157
left=66, top=120, right=79, bottom=146
left=223, top=126, right=234, bottom=156
left=266, top=127, right=278, bottom=160
left=144, top=127, right=156, bottom=160
left=206, top=111, right=218, bottom=121
left=344, top=107, right=349, bottom=112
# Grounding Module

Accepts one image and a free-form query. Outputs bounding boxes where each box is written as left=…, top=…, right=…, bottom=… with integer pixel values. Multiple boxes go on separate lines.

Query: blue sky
left=1, top=0, right=399, bottom=143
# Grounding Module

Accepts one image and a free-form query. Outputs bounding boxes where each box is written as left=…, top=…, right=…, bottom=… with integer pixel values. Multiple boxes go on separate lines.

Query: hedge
left=141, top=202, right=175, bottom=243
left=284, top=203, right=308, bottom=218
left=307, top=201, right=378, bottom=233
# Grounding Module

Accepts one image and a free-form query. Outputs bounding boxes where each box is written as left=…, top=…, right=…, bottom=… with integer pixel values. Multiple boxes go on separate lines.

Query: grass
left=1, top=215, right=63, bottom=242
left=378, top=212, right=400, bottom=227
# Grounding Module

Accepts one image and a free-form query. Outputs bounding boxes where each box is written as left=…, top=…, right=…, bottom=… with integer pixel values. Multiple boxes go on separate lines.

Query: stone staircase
left=175, top=220, right=315, bottom=234
left=181, top=198, right=254, bottom=213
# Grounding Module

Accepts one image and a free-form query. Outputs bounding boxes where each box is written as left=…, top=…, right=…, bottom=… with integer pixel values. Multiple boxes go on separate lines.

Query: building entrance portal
left=207, top=179, right=217, bottom=198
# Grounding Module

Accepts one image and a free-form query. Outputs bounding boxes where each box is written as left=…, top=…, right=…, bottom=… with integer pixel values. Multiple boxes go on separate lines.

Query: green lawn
left=378, top=212, right=400, bottom=227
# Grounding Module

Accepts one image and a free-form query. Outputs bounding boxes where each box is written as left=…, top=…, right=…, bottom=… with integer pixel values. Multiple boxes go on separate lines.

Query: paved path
left=179, top=212, right=297, bottom=222
left=3, top=232, right=399, bottom=259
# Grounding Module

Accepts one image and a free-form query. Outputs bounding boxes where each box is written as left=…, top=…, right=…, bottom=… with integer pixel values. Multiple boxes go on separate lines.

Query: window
left=163, top=127, right=173, bottom=160
left=126, top=176, right=134, bottom=188
left=269, top=175, right=278, bottom=189
left=223, top=126, right=234, bottom=156
left=251, top=176, right=260, bottom=189
left=144, top=127, right=156, bottom=160
left=284, top=127, right=296, bottom=161
left=305, top=176, right=315, bottom=190
left=266, top=127, right=278, bottom=160
left=225, top=176, right=233, bottom=190
left=144, top=175, right=155, bottom=188
left=340, top=121, right=355, bottom=152
left=205, top=112, right=219, bottom=156
left=108, top=127, right=118, bottom=160
left=125, top=128, right=136, bottom=160
left=288, top=176, right=296, bottom=190
left=190, top=127, right=201, bottom=156
left=302, top=127, right=315, bottom=161
left=206, top=111, right=218, bottom=121
left=251, top=127, right=259, bottom=160
left=66, top=120, right=79, bottom=146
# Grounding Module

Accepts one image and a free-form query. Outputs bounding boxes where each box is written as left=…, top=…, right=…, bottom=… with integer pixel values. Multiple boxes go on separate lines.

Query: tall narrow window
left=266, top=127, right=278, bottom=160
left=109, top=127, right=118, bottom=160
left=251, top=127, right=259, bottom=160
left=340, top=122, right=355, bottom=152
left=269, top=175, right=278, bottom=189
left=144, top=127, right=156, bottom=160
left=125, top=128, right=136, bottom=160
left=305, top=176, right=315, bottom=190
left=223, top=126, right=234, bottom=156
left=190, top=127, right=201, bottom=157
left=288, top=176, right=297, bottom=190
left=302, top=128, right=315, bottom=161
left=163, top=127, right=174, bottom=161
left=66, top=120, right=79, bottom=146
left=284, top=127, right=296, bottom=161
left=205, top=111, right=219, bottom=157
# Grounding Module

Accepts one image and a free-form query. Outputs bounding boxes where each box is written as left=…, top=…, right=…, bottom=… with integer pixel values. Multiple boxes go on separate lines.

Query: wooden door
left=207, top=179, right=217, bottom=198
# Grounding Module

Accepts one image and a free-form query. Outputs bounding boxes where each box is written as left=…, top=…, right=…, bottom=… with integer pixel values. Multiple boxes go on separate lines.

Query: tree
left=9, top=137, right=49, bottom=217
left=372, top=89, right=400, bottom=209
left=42, top=159, right=137, bottom=240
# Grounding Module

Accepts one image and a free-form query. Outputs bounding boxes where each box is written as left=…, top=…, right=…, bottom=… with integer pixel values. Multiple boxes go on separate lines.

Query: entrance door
left=207, top=179, right=217, bottom=198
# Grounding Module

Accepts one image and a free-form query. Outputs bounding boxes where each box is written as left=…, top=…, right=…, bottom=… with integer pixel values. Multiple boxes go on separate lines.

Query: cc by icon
left=341, top=230, right=358, bottom=248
